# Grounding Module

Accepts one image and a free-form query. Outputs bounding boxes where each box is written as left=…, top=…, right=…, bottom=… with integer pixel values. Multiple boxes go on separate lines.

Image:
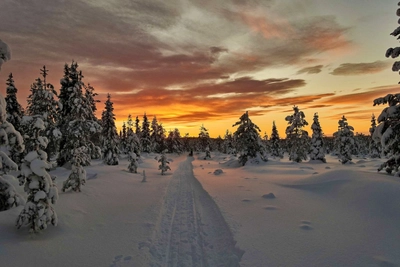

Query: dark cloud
left=330, top=61, right=390, bottom=76
left=297, top=65, right=323, bottom=75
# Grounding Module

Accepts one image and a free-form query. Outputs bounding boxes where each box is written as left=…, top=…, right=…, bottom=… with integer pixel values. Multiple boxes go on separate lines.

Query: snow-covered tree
left=119, top=121, right=128, bottom=153
left=25, top=66, right=61, bottom=159
left=85, top=83, right=102, bottom=147
left=269, top=121, right=283, bottom=159
left=57, top=62, right=101, bottom=166
left=141, top=113, right=151, bottom=153
left=101, top=94, right=119, bottom=165
left=222, top=130, right=235, bottom=154
left=198, top=124, right=210, bottom=152
left=135, top=116, right=141, bottom=138
left=128, top=152, right=138, bottom=173
left=369, top=114, right=381, bottom=158
left=5, top=73, right=24, bottom=134
left=309, top=113, right=326, bottom=162
left=16, top=116, right=58, bottom=233
left=126, top=114, right=141, bottom=157
left=166, top=128, right=183, bottom=154
left=62, top=147, right=87, bottom=192
left=285, top=106, right=309, bottom=162
left=333, top=115, right=355, bottom=164
left=158, top=151, right=171, bottom=175
left=0, top=39, right=11, bottom=70
left=150, top=116, right=166, bottom=153
left=0, top=93, right=24, bottom=211
left=232, top=111, right=267, bottom=166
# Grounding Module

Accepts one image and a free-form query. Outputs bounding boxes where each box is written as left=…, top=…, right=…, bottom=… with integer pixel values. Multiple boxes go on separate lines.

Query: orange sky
left=0, top=0, right=399, bottom=137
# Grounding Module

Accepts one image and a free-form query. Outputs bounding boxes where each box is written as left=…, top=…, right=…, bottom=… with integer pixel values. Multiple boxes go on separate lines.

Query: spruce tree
left=285, top=106, right=309, bottom=162
left=25, top=66, right=61, bottom=159
left=57, top=61, right=101, bottom=166
left=369, top=114, right=381, bottom=158
left=158, top=150, right=171, bottom=175
left=135, top=116, right=141, bottom=138
left=0, top=93, right=24, bottom=211
left=198, top=124, right=210, bottom=152
left=269, top=121, right=283, bottom=158
left=16, top=116, right=58, bottom=233
left=120, top=121, right=128, bottom=153
left=372, top=3, right=400, bottom=174
left=232, top=111, right=267, bottom=166
left=5, top=73, right=24, bottom=134
left=309, top=113, right=326, bottom=162
left=128, top=152, right=138, bottom=173
left=126, top=114, right=141, bottom=159
left=166, top=128, right=183, bottom=154
left=62, top=147, right=87, bottom=192
left=141, top=113, right=151, bottom=153
left=222, top=130, right=235, bottom=154
left=101, top=94, right=119, bottom=165
left=333, top=115, right=355, bottom=164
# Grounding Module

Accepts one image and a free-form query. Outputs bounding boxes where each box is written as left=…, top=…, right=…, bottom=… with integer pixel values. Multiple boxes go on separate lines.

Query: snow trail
left=150, top=156, right=243, bottom=267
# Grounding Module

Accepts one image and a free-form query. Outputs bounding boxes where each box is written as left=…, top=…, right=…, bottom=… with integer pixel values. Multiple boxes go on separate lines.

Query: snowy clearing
left=1, top=153, right=400, bottom=267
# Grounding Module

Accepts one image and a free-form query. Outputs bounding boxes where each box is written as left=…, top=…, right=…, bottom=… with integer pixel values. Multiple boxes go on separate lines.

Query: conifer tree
left=25, top=66, right=61, bottom=159
left=16, top=116, right=58, bottom=233
left=5, top=73, right=24, bottom=134
left=0, top=93, right=24, bottom=211
left=198, top=124, right=210, bottom=152
left=232, top=111, right=267, bottom=165
left=126, top=114, right=141, bottom=158
left=372, top=3, right=400, bottom=174
left=62, top=147, right=87, bottom=192
left=57, top=61, right=101, bottom=166
left=158, top=150, right=171, bottom=175
left=333, top=115, right=355, bottom=164
left=166, top=128, right=183, bottom=154
left=120, top=121, right=128, bottom=153
left=269, top=121, right=283, bottom=158
left=285, top=106, right=309, bottom=162
left=85, top=83, right=102, bottom=147
left=135, top=116, right=141, bottom=138
left=128, top=152, right=139, bottom=173
left=101, top=94, right=119, bottom=165
left=310, top=113, right=326, bottom=162
left=141, top=113, right=151, bottom=153
left=369, top=114, right=381, bottom=158
left=222, top=130, right=235, bottom=154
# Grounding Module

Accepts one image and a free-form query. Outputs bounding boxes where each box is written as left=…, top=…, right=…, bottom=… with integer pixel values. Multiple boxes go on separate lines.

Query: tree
left=222, top=130, right=235, bottom=154
left=128, top=152, right=138, bottom=173
left=269, top=121, right=283, bottom=158
left=16, top=116, right=58, bottom=233
left=126, top=114, right=141, bottom=159
left=5, top=73, right=24, bottom=134
left=0, top=93, right=25, bottom=211
left=141, top=113, right=151, bottom=153
left=101, top=94, right=119, bottom=165
left=57, top=62, right=101, bottom=166
left=232, top=111, right=267, bottom=166
left=0, top=39, right=11, bottom=70
left=333, top=115, right=355, bottom=164
left=158, top=151, right=171, bottom=175
left=25, top=66, right=61, bottom=159
left=166, top=128, right=183, bottom=154
left=309, top=113, right=326, bottom=162
left=120, top=121, right=128, bottom=153
left=285, top=106, right=309, bottom=162
left=198, top=124, right=210, bottom=152
left=369, top=114, right=381, bottom=158
left=62, top=147, right=87, bottom=192
left=372, top=3, right=400, bottom=175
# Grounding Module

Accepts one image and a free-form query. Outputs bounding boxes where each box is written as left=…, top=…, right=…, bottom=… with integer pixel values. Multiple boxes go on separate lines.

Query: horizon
left=0, top=0, right=398, bottom=138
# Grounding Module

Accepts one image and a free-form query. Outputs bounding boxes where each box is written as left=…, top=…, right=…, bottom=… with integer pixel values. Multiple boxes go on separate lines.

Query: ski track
left=150, top=157, right=244, bottom=267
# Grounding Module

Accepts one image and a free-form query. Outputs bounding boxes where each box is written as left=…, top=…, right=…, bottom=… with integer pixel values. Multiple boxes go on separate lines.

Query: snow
left=1, top=153, right=400, bottom=266
left=0, top=39, right=11, bottom=70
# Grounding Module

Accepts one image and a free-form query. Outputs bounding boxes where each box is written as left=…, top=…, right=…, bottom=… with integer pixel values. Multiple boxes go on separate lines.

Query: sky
left=0, top=0, right=399, bottom=138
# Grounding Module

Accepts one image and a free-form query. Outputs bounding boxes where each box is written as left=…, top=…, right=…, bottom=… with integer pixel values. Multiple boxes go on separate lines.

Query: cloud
left=297, top=65, right=324, bottom=74
left=330, top=61, right=390, bottom=76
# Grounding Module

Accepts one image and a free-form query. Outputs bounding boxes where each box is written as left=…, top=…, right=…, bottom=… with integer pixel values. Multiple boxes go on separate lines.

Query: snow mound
left=262, top=193, right=276, bottom=199
left=213, top=169, right=223, bottom=175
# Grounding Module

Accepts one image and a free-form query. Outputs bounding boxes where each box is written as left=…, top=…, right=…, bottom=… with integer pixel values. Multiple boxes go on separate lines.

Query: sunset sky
left=0, top=0, right=399, bottom=137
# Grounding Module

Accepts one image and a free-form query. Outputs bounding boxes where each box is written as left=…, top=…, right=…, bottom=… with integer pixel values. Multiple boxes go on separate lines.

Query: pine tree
left=85, top=83, right=102, bottom=147
left=101, top=94, right=119, bottom=165
left=16, top=116, right=58, bottom=233
left=120, top=121, right=128, bottom=153
left=25, top=66, right=61, bottom=159
left=166, top=128, right=183, bottom=154
left=269, top=121, right=283, bottom=158
left=135, top=116, right=141, bottom=138
left=285, top=106, right=309, bottom=162
left=141, top=113, right=151, bottom=153
left=232, top=111, right=267, bottom=166
left=57, top=61, right=102, bottom=166
left=62, top=147, right=87, bottom=192
left=333, top=115, right=355, bottom=164
left=158, top=151, right=171, bottom=175
left=0, top=93, right=25, bottom=211
left=5, top=73, right=24, bottom=134
left=126, top=114, right=141, bottom=158
left=222, top=130, right=235, bottom=154
left=309, top=113, right=326, bottom=162
left=369, top=114, right=381, bottom=158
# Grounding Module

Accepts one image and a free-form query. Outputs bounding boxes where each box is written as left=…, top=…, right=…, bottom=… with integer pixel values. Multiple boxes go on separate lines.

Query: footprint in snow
left=242, top=199, right=251, bottom=202
left=299, top=220, right=313, bottom=230
left=110, top=255, right=133, bottom=267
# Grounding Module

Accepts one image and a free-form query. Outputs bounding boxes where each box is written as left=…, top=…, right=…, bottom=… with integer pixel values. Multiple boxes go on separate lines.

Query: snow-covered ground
left=1, top=153, right=400, bottom=267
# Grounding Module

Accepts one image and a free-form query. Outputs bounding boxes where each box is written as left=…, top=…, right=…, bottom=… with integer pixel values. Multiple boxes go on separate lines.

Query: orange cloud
left=330, top=61, right=390, bottom=76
